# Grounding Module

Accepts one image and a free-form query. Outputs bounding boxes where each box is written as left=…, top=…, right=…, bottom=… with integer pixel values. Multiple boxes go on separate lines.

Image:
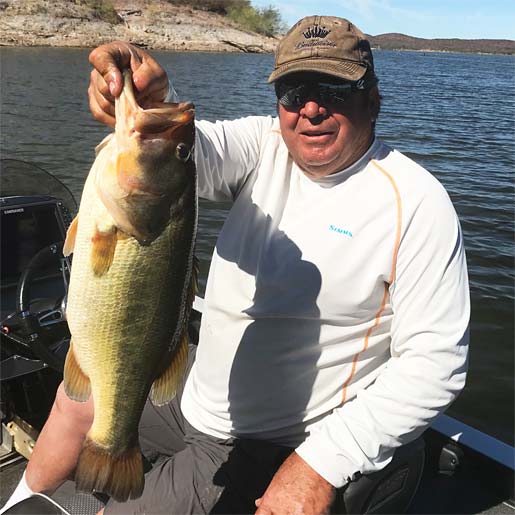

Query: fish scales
left=63, top=69, right=197, bottom=501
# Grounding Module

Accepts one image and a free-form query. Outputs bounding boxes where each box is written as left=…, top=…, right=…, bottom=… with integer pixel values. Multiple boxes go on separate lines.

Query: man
left=2, top=15, right=469, bottom=515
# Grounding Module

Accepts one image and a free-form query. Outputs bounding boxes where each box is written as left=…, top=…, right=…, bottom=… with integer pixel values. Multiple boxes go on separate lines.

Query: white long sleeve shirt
left=180, top=115, right=470, bottom=487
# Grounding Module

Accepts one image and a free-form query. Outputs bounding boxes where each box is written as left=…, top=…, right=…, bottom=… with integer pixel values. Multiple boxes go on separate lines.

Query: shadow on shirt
left=214, top=197, right=323, bottom=441
left=208, top=197, right=323, bottom=511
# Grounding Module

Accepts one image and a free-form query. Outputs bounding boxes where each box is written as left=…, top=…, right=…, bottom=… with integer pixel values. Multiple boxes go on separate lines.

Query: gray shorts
left=104, top=345, right=293, bottom=515
left=103, top=345, right=425, bottom=514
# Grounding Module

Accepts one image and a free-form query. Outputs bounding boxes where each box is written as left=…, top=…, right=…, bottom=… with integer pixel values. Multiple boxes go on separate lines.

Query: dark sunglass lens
left=277, top=84, right=307, bottom=107
left=318, top=83, right=352, bottom=104
left=276, top=81, right=356, bottom=107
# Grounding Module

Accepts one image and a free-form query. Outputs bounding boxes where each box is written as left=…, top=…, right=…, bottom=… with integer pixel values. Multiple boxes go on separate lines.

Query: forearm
left=26, top=383, right=93, bottom=493
left=255, top=452, right=335, bottom=515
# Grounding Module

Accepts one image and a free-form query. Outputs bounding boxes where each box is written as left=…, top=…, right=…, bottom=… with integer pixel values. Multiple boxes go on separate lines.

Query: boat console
left=0, top=160, right=75, bottom=450
left=1, top=195, right=72, bottom=313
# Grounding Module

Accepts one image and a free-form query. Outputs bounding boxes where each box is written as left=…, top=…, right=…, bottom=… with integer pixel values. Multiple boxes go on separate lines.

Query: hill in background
left=368, top=33, right=514, bottom=55
left=0, top=1, right=513, bottom=55
left=0, top=0, right=278, bottom=52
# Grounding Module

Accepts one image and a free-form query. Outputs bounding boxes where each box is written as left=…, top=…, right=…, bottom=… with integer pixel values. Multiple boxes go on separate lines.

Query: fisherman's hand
left=255, top=452, right=335, bottom=515
left=88, top=41, right=169, bottom=127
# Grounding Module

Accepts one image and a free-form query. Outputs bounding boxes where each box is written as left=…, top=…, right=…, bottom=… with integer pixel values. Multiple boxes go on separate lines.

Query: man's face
left=277, top=73, right=377, bottom=179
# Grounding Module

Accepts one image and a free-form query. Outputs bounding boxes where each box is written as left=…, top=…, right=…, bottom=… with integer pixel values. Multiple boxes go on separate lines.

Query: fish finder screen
left=1, top=203, right=65, bottom=287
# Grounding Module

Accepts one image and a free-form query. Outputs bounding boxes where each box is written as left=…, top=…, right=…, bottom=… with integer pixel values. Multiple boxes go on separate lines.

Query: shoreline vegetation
left=0, top=1, right=513, bottom=55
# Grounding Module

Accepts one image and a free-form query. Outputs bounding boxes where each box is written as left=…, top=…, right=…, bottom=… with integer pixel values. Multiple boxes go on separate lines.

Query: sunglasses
left=275, top=77, right=378, bottom=108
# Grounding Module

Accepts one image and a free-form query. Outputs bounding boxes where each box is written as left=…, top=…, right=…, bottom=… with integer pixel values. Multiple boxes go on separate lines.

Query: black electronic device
left=1, top=195, right=71, bottom=290
left=0, top=160, right=76, bottom=379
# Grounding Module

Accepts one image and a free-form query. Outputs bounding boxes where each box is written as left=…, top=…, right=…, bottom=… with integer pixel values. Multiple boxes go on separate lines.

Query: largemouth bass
left=62, top=69, right=197, bottom=502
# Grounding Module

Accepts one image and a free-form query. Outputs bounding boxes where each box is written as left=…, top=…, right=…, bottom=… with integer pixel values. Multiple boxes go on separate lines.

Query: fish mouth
left=134, top=105, right=195, bottom=136
left=117, top=70, right=194, bottom=141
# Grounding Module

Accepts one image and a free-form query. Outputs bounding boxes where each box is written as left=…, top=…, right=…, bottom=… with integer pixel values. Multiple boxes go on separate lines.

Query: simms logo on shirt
left=329, top=225, right=353, bottom=237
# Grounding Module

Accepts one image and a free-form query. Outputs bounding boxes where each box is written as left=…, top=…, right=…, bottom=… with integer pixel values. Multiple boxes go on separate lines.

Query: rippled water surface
left=1, top=47, right=513, bottom=445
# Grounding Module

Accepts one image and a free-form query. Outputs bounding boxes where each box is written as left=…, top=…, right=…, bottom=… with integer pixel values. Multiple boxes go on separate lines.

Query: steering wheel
left=14, top=241, right=71, bottom=372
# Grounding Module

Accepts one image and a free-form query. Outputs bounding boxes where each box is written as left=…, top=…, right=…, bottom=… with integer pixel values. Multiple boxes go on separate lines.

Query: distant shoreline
left=0, top=1, right=512, bottom=56
left=1, top=44, right=512, bottom=58
left=371, top=47, right=514, bottom=57
left=367, top=33, right=514, bottom=56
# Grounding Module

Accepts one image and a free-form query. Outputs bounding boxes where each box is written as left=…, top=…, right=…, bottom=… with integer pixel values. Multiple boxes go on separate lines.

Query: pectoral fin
left=63, top=341, right=91, bottom=402
left=63, top=216, right=79, bottom=257
left=149, top=333, right=188, bottom=406
left=91, top=225, right=118, bottom=276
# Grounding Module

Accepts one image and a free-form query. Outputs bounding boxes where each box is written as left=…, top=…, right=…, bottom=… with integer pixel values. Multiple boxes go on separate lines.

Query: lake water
left=1, top=47, right=513, bottom=446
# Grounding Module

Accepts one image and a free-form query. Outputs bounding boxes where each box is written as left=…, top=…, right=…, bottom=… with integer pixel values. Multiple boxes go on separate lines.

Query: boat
left=0, top=159, right=513, bottom=514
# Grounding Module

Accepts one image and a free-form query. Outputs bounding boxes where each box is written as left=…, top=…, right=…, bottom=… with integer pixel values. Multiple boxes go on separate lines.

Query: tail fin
left=75, top=437, right=144, bottom=502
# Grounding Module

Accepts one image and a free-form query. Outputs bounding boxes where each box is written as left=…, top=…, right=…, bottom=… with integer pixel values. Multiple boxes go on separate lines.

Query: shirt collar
left=299, top=137, right=382, bottom=188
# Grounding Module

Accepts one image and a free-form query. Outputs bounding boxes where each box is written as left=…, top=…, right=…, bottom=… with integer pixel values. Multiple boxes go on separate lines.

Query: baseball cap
left=268, top=16, right=375, bottom=83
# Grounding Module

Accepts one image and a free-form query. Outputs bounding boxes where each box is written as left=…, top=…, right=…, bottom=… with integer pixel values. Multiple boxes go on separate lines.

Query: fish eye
left=175, top=143, right=191, bottom=162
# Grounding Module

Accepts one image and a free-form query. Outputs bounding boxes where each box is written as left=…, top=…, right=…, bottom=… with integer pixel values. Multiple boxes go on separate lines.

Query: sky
left=251, top=0, right=515, bottom=40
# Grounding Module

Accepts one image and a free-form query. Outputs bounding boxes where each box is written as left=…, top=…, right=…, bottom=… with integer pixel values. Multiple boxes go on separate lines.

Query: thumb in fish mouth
left=90, top=42, right=165, bottom=99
